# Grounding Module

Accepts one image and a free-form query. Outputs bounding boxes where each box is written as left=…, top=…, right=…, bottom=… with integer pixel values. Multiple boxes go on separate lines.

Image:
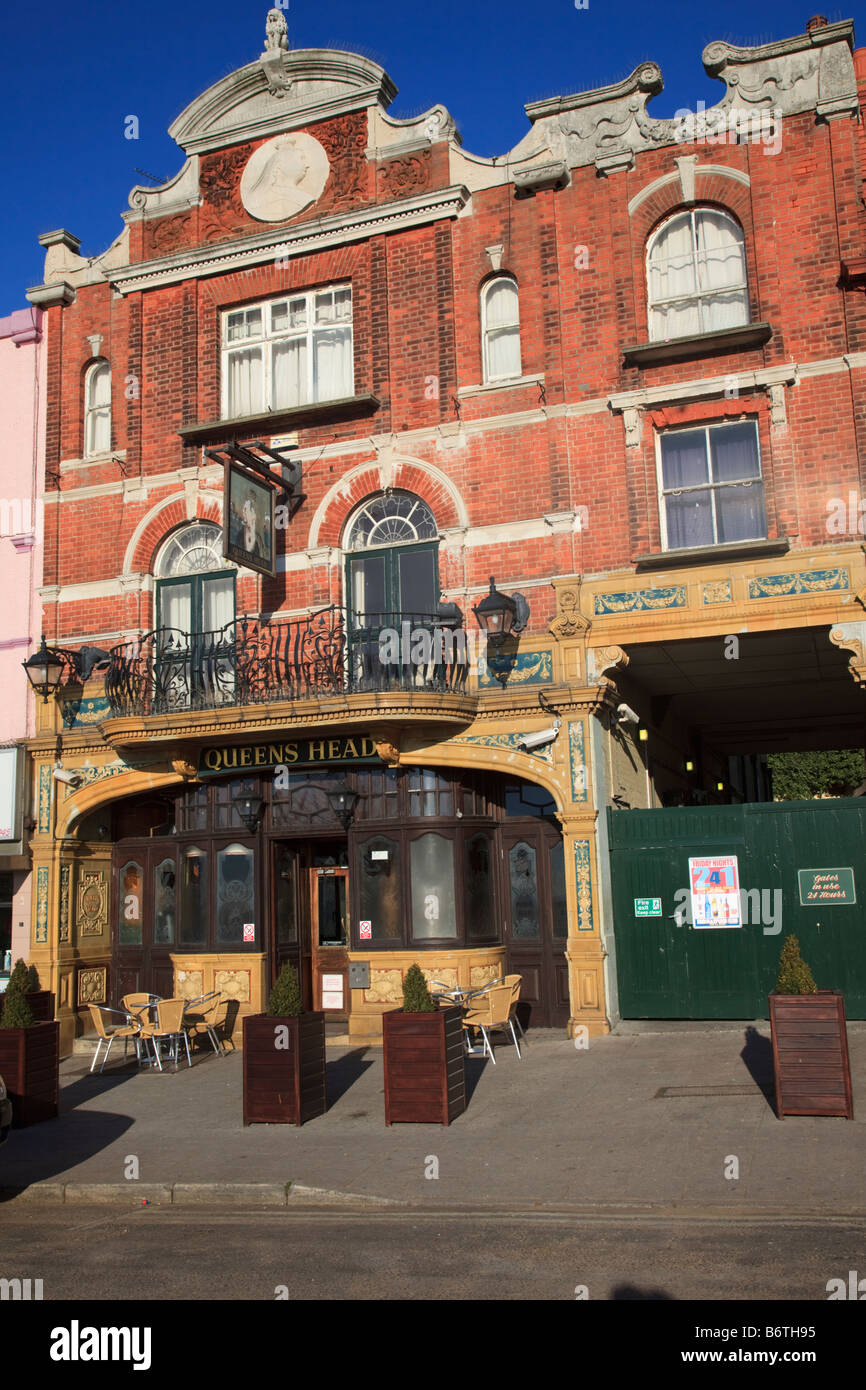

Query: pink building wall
left=0, top=305, right=45, bottom=972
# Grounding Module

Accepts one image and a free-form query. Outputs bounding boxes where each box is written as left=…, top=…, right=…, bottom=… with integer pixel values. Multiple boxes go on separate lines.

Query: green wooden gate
left=607, top=800, right=866, bottom=1018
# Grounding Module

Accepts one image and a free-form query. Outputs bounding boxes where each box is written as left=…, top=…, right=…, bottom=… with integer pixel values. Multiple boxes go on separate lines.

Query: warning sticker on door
left=359, top=920, right=372, bottom=940
left=688, top=856, right=741, bottom=929
left=243, top=923, right=255, bottom=943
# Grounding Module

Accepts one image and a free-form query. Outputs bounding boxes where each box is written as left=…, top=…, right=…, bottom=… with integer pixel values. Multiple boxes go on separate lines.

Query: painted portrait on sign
left=224, top=461, right=275, bottom=577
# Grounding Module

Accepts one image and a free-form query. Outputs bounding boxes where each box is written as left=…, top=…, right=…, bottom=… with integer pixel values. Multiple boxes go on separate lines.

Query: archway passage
left=105, top=765, right=569, bottom=1031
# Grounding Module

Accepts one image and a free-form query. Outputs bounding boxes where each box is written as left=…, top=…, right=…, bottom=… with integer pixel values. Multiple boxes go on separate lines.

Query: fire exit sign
left=634, top=897, right=662, bottom=917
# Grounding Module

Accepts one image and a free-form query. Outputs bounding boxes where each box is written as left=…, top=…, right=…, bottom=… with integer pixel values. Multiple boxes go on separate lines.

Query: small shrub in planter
left=0, top=975, right=60, bottom=1127
left=1, top=958, right=54, bottom=1023
left=242, top=963, right=326, bottom=1126
left=382, top=963, right=466, bottom=1126
left=768, top=935, right=853, bottom=1119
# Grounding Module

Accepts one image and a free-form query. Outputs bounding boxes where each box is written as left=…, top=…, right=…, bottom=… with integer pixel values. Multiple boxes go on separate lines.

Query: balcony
left=101, top=607, right=475, bottom=726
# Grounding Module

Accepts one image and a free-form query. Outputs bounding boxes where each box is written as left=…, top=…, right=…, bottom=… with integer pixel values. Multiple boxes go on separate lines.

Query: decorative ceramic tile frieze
left=214, top=969, right=251, bottom=1002
left=59, top=864, right=71, bottom=943
left=573, top=841, right=594, bottom=931
left=569, top=721, right=588, bottom=801
left=61, top=696, right=111, bottom=729
left=593, top=585, right=686, bottom=615
left=454, top=732, right=554, bottom=763
left=477, top=649, right=553, bottom=688
left=35, top=867, right=49, bottom=943
left=702, top=580, right=733, bottom=605
left=38, top=765, right=52, bottom=833
left=747, top=568, right=850, bottom=599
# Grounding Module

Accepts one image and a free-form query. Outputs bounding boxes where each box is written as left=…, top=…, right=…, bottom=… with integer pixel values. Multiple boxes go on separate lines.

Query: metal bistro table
left=430, top=979, right=502, bottom=1056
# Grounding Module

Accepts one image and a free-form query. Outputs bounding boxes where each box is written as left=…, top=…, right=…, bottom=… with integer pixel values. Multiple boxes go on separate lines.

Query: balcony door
left=154, top=524, right=236, bottom=711
left=344, top=492, right=439, bottom=688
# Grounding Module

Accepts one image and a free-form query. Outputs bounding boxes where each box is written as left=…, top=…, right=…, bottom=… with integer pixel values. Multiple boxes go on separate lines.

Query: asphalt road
left=1, top=1204, right=863, bottom=1302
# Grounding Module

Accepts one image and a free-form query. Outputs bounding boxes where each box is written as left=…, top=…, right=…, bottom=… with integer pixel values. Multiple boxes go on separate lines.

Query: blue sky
left=1, top=1, right=860, bottom=312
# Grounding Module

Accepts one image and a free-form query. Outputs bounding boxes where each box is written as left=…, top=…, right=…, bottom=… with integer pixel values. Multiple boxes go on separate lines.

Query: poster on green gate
left=689, top=855, right=742, bottom=929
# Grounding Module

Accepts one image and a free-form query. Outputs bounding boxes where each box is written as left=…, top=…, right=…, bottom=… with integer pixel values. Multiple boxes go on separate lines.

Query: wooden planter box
left=242, top=1012, right=326, bottom=1126
left=769, top=991, right=853, bottom=1120
left=25, top=991, right=55, bottom=1023
left=0, top=1022, right=60, bottom=1127
left=383, top=1007, right=466, bottom=1125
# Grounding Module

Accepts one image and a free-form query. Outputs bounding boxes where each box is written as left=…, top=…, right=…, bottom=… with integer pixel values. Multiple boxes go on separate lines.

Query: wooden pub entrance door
left=271, top=840, right=349, bottom=1021
left=112, top=845, right=178, bottom=1004
left=501, top=823, right=570, bottom=1029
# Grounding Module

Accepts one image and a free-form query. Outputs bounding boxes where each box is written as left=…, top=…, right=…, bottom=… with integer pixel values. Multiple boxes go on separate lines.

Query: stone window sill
left=634, top=536, right=789, bottom=571
left=457, top=373, right=545, bottom=399
left=623, top=322, right=772, bottom=368
left=178, top=393, right=380, bottom=445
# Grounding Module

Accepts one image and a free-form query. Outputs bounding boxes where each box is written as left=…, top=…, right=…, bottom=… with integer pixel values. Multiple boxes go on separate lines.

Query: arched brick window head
left=84, top=360, right=111, bottom=457
left=647, top=209, right=748, bottom=341
left=481, top=276, right=521, bottom=382
left=344, top=492, right=439, bottom=623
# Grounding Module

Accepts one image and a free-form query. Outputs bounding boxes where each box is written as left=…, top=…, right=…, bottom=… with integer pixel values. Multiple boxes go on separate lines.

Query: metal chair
left=460, top=981, right=523, bottom=1064
left=140, top=998, right=192, bottom=1071
left=88, top=1005, right=148, bottom=1073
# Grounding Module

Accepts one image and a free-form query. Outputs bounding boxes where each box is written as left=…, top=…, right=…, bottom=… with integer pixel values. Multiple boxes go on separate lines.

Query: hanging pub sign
left=688, top=855, right=742, bottom=929
left=198, top=735, right=382, bottom=775
left=207, top=438, right=306, bottom=581
left=223, top=459, right=276, bottom=578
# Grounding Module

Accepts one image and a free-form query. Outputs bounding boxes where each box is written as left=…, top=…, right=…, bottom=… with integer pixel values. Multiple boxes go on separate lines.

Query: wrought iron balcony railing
left=103, top=607, right=470, bottom=718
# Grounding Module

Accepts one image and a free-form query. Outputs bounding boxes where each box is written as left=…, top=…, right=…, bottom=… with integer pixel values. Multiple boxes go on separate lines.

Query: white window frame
left=220, top=285, right=354, bottom=420
left=84, top=360, right=111, bottom=458
left=655, top=419, right=766, bottom=551
left=646, top=208, right=748, bottom=342
left=481, top=275, right=522, bottom=383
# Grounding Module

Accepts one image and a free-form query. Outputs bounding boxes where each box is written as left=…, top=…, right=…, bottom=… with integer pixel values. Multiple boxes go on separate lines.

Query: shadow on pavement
left=0, top=1108, right=134, bottom=1194
left=740, top=1025, right=777, bottom=1113
left=324, top=1047, right=375, bottom=1107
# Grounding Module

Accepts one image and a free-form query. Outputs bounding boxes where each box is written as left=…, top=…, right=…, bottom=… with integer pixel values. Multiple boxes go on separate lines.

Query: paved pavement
left=1, top=1022, right=864, bottom=1210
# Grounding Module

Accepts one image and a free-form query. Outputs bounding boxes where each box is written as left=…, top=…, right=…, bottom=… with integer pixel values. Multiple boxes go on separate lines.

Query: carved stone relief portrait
left=240, top=132, right=330, bottom=222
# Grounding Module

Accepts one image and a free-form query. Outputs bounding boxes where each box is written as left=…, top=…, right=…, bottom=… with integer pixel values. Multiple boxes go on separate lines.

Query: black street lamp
left=22, top=636, right=67, bottom=702
left=472, top=577, right=529, bottom=645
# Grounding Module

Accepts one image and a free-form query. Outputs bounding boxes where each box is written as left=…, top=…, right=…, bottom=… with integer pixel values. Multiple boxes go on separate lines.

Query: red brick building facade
left=24, top=14, right=866, bottom=1050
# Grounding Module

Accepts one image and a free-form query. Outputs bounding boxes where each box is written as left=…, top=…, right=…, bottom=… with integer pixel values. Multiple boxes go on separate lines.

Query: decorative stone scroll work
left=829, top=624, right=866, bottom=687
left=586, top=645, right=629, bottom=684
left=365, top=969, right=403, bottom=1004
left=514, top=22, right=856, bottom=177
left=77, top=967, right=107, bottom=1007
left=548, top=586, right=591, bottom=641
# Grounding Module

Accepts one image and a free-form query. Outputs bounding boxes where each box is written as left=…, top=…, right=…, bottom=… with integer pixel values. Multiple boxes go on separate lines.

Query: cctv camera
left=616, top=703, right=640, bottom=725
left=52, top=761, right=84, bottom=788
left=518, top=719, right=562, bottom=751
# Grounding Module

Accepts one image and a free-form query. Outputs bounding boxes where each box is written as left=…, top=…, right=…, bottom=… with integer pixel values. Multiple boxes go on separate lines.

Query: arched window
left=345, top=492, right=439, bottom=623
left=153, top=522, right=237, bottom=709
left=646, top=209, right=748, bottom=341
left=481, top=276, right=521, bottom=381
left=84, top=360, right=111, bottom=456
left=154, top=522, right=236, bottom=635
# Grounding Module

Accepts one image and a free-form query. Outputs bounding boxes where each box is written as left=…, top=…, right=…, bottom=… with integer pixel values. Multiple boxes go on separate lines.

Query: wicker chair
left=140, top=998, right=192, bottom=1071
left=461, top=980, right=523, bottom=1064
left=182, top=992, right=224, bottom=1057
left=88, top=1005, right=147, bottom=1073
